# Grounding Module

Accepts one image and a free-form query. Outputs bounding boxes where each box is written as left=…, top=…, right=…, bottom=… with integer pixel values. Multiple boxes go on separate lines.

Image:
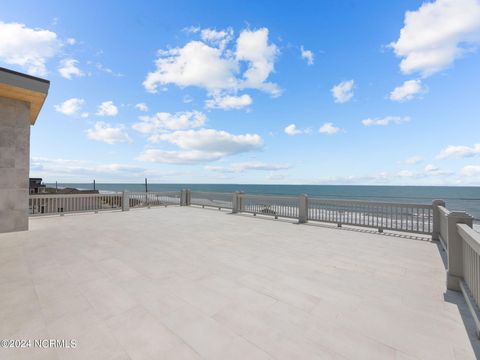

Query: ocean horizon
left=48, top=183, right=480, bottom=222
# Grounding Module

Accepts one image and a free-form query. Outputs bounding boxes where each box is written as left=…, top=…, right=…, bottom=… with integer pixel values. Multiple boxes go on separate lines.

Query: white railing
left=308, top=198, right=433, bottom=234
left=438, top=208, right=480, bottom=338
left=190, top=191, right=233, bottom=209
left=29, top=191, right=181, bottom=215
left=458, top=224, right=480, bottom=324
left=129, top=191, right=180, bottom=208
left=29, top=193, right=123, bottom=215
left=237, top=194, right=299, bottom=219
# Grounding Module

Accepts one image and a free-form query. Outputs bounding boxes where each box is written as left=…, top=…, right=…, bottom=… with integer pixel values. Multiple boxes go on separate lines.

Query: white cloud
left=54, top=98, right=85, bottom=116
left=66, top=38, right=76, bottom=45
left=461, top=165, right=480, bottom=176
left=143, top=41, right=237, bottom=93
left=183, top=95, right=193, bottom=103
left=402, top=155, right=423, bottom=165
left=206, top=162, right=290, bottom=173
left=361, top=116, right=410, bottom=126
left=86, top=122, right=132, bottom=145
left=133, top=111, right=206, bottom=141
left=331, top=80, right=354, bottom=103
left=436, top=144, right=480, bottom=159
left=137, top=149, right=218, bottom=164
left=234, top=162, right=290, bottom=171
left=205, top=94, right=252, bottom=109
left=135, top=103, right=148, bottom=112
left=319, top=122, right=341, bottom=135
left=425, top=164, right=439, bottom=172
left=314, top=172, right=391, bottom=185
left=200, top=28, right=233, bottom=50
left=236, top=28, right=280, bottom=96
left=157, top=129, right=263, bottom=152
left=30, top=156, right=145, bottom=181
left=137, top=129, right=263, bottom=164
left=266, top=173, right=287, bottom=181
left=398, top=170, right=415, bottom=178
left=205, top=162, right=291, bottom=173
left=95, top=63, right=123, bottom=77
left=300, top=46, right=314, bottom=65
left=96, top=101, right=118, bottom=116
left=390, top=0, right=480, bottom=77
left=204, top=165, right=236, bottom=173
left=58, top=58, right=84, bottom=79
left=143, top=27, right=280, bottom=99
left=284, top=124, right=302, bottom=136
left=311, top=168, right=459, bottom=185
left=0, top=21, right=61, bottom=76
left=389, top=79, right=427, bottom=102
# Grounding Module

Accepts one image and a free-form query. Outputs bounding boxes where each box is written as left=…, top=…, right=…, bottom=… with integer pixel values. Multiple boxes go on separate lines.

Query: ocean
left=48, top=183, right=480, bottom=222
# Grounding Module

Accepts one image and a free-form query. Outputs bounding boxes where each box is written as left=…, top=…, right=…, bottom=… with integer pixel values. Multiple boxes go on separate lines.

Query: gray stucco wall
left=0, top=97, right=30, bottom=233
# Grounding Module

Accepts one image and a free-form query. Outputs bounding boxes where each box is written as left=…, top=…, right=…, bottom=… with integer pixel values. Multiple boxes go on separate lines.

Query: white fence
left=184, top=192, right=436, bottom=234
left=190, top=191, right=233, bottom=209
left=128, top=191, right=180, bottom=208
left=30, top=193, right=123, bottom=215
left=29, top=191, right=180, bottom=215
left=308, top=198, right=433, bottom=234
left=238, top=194, right=300, bottom=219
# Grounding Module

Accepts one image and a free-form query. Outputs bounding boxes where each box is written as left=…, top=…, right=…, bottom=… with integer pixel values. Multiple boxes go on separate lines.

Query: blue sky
left=1, top=0, right=480, bottom=185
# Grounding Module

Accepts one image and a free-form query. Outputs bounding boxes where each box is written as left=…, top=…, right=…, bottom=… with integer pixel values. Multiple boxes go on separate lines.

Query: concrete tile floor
left=0, top=206, right=479, bottom=359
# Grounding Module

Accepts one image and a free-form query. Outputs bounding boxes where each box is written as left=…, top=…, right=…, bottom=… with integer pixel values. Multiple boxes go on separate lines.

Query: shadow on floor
left=444, top=290, right=480, bottom=358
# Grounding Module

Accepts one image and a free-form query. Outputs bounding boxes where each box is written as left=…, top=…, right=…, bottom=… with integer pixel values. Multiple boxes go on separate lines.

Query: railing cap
left=448, top=211, right=474, bottom=219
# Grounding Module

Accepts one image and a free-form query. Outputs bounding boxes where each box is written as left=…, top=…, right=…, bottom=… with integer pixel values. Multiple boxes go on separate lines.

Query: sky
left=1, top=0, right=480, bottom=185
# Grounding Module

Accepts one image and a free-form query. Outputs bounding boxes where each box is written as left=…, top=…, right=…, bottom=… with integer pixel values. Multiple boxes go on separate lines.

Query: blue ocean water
left=49, top=183, right=480, bottom=221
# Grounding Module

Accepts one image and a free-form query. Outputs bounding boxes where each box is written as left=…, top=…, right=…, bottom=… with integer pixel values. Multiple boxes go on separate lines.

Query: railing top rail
left=241, top=193, right=298, bottom=201
left=457, top=223, right=480, bottom=255
left=190, top=191, right=234, bottom=196
left=309, top=197, right=434, bottom=209
left=29, top=193, right=121, bottom=199
left=129, top=191, right=179, bottom=195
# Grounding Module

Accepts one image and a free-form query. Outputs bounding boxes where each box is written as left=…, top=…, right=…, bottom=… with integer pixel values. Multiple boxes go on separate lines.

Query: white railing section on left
left=29, top=193, right=123, bottom=216
left=308, top=198, right=433, bottom=234
left=29, top=191, right=181, bottom=216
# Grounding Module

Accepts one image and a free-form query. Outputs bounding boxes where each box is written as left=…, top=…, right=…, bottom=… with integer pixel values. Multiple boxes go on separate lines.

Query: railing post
left=238, top=192, right=245, bottom=212
left=446, top=211, right=473, bottom=291
left=432, top=199, right=445, bottom=241
left=180, top=189, right=186, bottom=206
left=298, top=194, right=308, bottom=224
left=232, top=192, right=239, bottom=213
left=122, top=191, right=130, bottom=211
left=185, top=189, right=191, bottom=206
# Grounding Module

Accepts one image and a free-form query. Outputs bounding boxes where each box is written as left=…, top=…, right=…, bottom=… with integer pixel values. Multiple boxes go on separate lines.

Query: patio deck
left=0, top=206, right=479, bottom=360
